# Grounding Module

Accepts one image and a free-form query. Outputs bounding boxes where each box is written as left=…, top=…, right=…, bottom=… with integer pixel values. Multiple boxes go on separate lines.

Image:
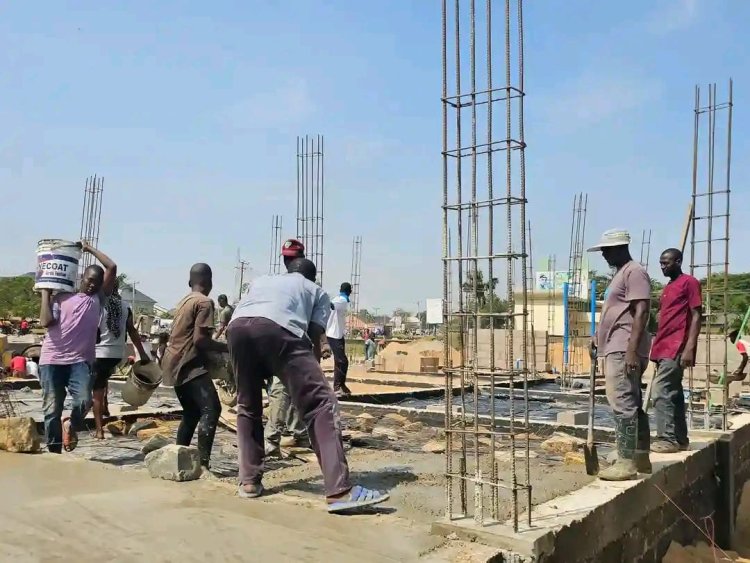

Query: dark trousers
left=604, top=352, right=650, bottom=456
left=653, top=357, right=688, bottom=446
left=174, top=373, right=221, bottom=467
left=327, top=337, right=349, bottom=390
left=228, top=317, right=351, bottom=496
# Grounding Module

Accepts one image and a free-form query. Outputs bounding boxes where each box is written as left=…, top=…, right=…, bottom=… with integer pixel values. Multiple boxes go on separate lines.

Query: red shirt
left=650, top=274, right=702, bottom=361
left=20, top=320, right=28, bottom=330
left=10, top=355, right=27, bottom=374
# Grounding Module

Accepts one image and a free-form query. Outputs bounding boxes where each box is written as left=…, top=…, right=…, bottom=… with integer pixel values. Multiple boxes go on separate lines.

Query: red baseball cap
left=281, top=239, right=305, bottom=258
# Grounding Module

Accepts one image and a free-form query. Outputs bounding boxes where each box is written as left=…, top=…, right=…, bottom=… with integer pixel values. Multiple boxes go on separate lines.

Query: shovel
left=585, top=278, right=600, bottom=475
left=584, top=349, right=600, bottom=475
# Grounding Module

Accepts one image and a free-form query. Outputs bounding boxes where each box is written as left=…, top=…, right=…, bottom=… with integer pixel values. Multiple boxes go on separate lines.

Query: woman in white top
left=92, top=281, right=150, bottom=439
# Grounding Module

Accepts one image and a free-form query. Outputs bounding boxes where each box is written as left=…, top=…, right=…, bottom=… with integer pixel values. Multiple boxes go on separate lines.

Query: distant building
left=120, top=284, right=157, bottom=316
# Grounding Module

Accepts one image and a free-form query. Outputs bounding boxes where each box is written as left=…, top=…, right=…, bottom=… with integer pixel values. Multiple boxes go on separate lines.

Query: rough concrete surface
left=0, top=452, right=461, bottom=562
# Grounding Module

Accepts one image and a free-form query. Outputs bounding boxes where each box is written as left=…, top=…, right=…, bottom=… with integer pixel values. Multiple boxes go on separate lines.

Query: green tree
left=0, top=276, right=41, bottom=318
left=462, top=269, right=498, bottom=307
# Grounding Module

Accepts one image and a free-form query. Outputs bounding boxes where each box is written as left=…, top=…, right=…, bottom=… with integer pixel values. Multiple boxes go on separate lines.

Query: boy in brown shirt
left=161, top=263, right=228, bottom=470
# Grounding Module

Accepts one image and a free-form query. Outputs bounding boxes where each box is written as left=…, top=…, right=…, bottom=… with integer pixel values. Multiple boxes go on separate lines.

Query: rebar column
left=79, top=175, right=104, bottom=274
left=442, top=0, right=531, bottom=530
left=268, top=215, right=283, bottom=275
left=687, top=80, right=733, bottom=431
left=296, top=135, right=325, bottom=285
left=349, top=236, right=363, bottom=329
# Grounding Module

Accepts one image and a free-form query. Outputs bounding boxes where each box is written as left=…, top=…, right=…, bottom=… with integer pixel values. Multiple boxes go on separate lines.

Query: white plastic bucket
left=121, top=361, right=163, bottom=407
left=34, top=239, right=82, bottom=293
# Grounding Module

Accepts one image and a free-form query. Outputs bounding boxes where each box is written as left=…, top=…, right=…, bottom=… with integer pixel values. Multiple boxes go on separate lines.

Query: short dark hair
left=287, top=258, right=317, bottom=282
left=662, top=248, right=683, bottom=261
left=218, top=294, right=228, bottom=302
left=84, top=264, right=104, bottom=279
left=340, top=282, right=353, bottom=294
left=189, top=263, right=212, bottom=287
left=729, top=329, right=740, bottom=343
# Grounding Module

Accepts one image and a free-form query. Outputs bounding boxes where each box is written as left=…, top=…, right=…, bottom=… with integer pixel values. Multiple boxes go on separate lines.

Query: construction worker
left=588, top=229, right=652, bottom=481
left=161, top=264, right=227, bottom=471
left=728, top=329, right=749, bottom=381
left=215, top=294, right=234, bottom=340
left=265, top=238, right=309, bottom=454
left=648, top=248, right=701, bottom=453
left=327, top=282, right=352, bottom=397
left=227, top=258, right=389, bottom=512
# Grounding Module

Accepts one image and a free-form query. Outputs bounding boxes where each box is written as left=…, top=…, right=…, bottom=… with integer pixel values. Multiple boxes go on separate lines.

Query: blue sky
left=1, top=0, right=748, bottom=313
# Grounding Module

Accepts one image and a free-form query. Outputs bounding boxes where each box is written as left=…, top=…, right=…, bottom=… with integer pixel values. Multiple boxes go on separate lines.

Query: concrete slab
left=0, top=452, right=447, bottom=562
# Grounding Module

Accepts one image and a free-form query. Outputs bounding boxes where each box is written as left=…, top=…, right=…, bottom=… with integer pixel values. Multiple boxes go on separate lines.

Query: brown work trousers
left=227, top=317, right=351, bottom=496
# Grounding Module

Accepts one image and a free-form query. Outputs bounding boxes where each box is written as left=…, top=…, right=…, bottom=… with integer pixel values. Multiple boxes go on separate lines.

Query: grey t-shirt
left=597, top=260, right=651, bottom=358
left=230, top=273, right=331, bottom=338
left=218, top=305, right=234, bottom=326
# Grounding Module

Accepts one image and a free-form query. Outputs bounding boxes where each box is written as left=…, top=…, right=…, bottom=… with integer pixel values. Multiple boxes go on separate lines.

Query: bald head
left=286, top=258, right=317, bottom=282
left=189, top=263, right=213, bottom=295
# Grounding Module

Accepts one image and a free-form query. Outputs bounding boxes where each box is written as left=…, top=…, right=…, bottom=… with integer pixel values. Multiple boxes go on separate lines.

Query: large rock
left=105, top=420, right=127, bottom=436
left=381, top=413, right=409, bottom=426
left=0, top=417, right=41, bottom=453
left=540, top=432, right=586, bottom=454
left=145, top=445, right=202, bottom=481
left=349, top=413, right=377, bottom=433
left=128, top=419, right=157, bottom=436
left=141, top=434, right=171, bottom=455
left=136, top=426, right=171, bottom=441
left=495, top=449, right=538, bottom=462
left=422, top=439, right=445, bottom=454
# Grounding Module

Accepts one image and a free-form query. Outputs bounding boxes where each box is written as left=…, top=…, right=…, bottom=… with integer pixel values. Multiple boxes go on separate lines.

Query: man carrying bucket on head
left=38, top=241, right=117, bottom=453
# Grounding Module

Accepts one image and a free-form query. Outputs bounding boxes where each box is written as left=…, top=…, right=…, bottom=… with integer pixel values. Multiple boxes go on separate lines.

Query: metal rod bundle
left=688, top=80, right=733, bottom=431
left=563, top=193, right=588, bottom=387
left=349, top=236, right=363, bottom=329
left=269, top=215, right=283, bottom=275
left=79, top=175, right=104, bottom=273
left=296, top=135, right=325, bottom=285
left=441, top=0, right=531, bottom=530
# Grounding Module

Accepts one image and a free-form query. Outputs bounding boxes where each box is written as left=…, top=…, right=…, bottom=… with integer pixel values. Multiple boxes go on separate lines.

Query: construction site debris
left=350, top=413, right=377, bottom=433
left=662, top=541, right=748, bottom=562
left=136, top=426, right=171, bottom=441
left=141, top=434, right=170, bottom=455
left=540, top=432, right=586, bottom=454
left=564, top=451, right=586, bottom=466
left=403, top=421, right=425, bottom=433
left=145, top=444, right=202, bottom=482
left=381, top=412, right=410, bottom=426
left=128, top=419, right=157, bottom=436
left=422, top=439, right=445, bottom=454
left=556, top=411, right=589, bottom=426
left=495, top=450, right=538, bottom=462
left=105, top=421, right=127, bottom=436
left=0, top=417, right=41, bottom=453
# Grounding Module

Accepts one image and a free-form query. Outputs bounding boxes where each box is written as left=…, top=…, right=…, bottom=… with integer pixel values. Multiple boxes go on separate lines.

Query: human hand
left=79, top=240, right=92, bottom=253
left=321, top=345, right=332, bottom=360
left=625, top=350, right=640, bottom=373
left=589, top=337, right=597, bottom=359
left=680, top=348, right=696, bottom=369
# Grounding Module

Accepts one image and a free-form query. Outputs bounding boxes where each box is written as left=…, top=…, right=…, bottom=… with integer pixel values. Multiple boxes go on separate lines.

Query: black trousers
left=327, top=337, right=349, bottom=390
left=174, top=373, right=221, bottom=468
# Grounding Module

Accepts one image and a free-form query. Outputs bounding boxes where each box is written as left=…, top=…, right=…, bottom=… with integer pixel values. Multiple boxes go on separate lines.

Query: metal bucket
left=121, top=361, right=163, bottom=407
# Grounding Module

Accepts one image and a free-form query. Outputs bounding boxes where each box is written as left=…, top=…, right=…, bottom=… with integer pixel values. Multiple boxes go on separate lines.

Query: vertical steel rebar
left=442, top=0, right=529, bottom=530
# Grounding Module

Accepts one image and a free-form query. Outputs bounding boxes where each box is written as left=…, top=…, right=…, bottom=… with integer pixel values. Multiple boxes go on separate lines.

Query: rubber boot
left=635, top=409, right=652, bottom=474
left=599, top=416, right=638, bottom=481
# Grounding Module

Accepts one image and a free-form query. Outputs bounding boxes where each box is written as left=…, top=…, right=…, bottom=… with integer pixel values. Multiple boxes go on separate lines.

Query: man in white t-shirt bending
left=326, top=282, right=352, bottom=398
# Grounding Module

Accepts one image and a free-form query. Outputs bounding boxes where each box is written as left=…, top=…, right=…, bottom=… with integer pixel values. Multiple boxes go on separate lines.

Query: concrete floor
left=0, top=451, right=502, bottom=562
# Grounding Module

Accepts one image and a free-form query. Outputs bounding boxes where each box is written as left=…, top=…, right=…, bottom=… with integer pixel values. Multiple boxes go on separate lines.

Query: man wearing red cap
left=265, top=239, right=310, bottom=453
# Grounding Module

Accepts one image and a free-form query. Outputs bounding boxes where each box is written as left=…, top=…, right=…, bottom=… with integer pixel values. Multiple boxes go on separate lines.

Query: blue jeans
left=40, top=362, right=92, bottom=453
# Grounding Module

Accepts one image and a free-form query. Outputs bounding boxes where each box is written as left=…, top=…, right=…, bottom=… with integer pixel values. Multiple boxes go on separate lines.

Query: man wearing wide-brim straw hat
left=588, top=229, right=652, bottom=481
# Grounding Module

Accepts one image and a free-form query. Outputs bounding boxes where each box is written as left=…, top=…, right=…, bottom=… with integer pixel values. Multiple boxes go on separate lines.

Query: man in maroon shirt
left=649, top=248, right=701, bottom=453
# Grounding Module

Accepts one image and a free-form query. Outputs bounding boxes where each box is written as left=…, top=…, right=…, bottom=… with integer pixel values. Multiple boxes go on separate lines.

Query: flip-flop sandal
left=327, top=485, right=389, bottom=514
left=238, top=483, right=264, bottom=499
left=62, top=417, right=78, bottom=452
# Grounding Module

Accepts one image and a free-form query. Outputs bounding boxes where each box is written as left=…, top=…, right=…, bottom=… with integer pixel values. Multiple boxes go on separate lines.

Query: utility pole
left=236, top=259, right=249, bottom=302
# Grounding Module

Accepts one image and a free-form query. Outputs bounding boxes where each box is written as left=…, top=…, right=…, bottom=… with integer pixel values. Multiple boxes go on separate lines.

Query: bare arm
left=308, top=322, right=331, bottom=362
left=39, top=290, right=56, bottom=328
left=194, top=326, right=228, bottom=353
left=81, top=241, right=117, bottom=296
left=625, top=300, right=650, bottom=370
left=681, top=307, right=702, bottom=368
left=126, top=310, right=150, bottom=362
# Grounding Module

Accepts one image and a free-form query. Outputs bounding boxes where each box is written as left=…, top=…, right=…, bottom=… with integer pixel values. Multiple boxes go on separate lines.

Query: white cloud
left=645, top=0, right=699, bottom=34
left=219, top=77, right=314, bottom=130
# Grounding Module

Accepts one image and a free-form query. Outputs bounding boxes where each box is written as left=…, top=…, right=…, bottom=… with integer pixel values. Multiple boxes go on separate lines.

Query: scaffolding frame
left=296, top=135, right=325, bottom=285
left=526, top=220, right=537, bottom=377
left=688, top=80, right=733, bottom=431
left=441, top=0, right=531, bottom=530
left=268, top=215, right=283, bottom=275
